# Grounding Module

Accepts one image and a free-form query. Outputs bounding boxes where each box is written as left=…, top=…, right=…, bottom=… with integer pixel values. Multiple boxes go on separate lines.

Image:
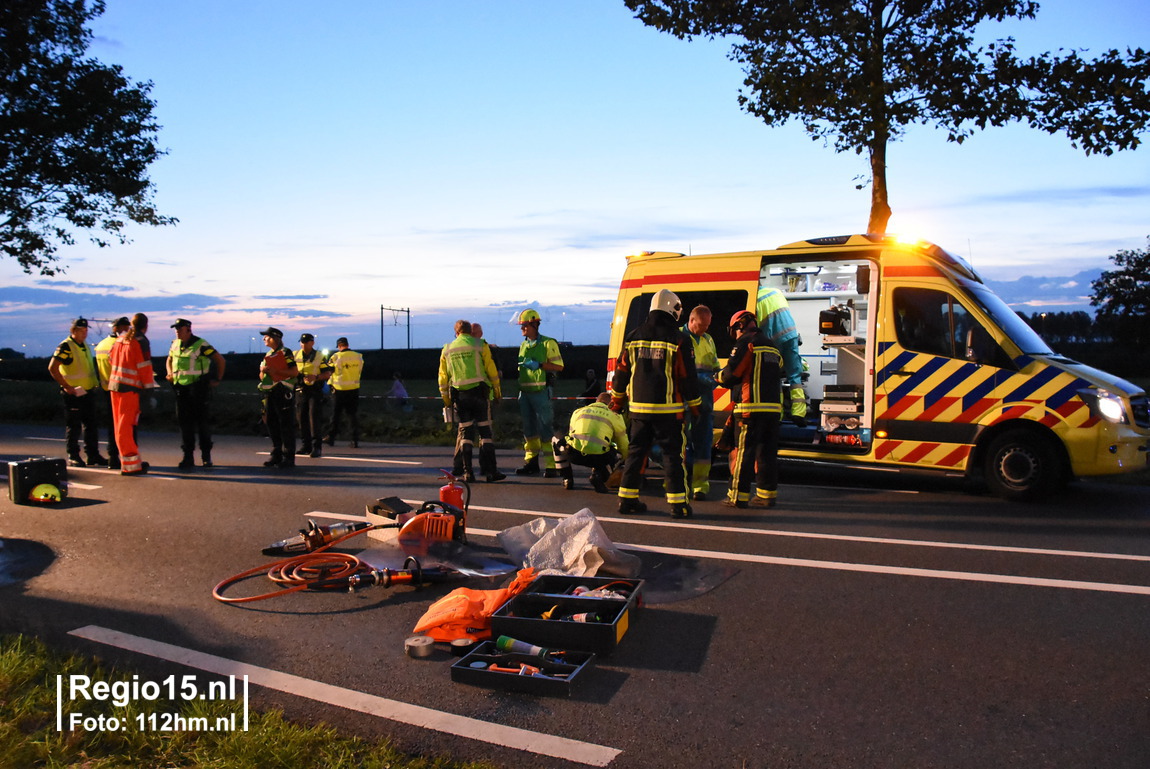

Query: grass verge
left=0, top=633, right=496, bottom=769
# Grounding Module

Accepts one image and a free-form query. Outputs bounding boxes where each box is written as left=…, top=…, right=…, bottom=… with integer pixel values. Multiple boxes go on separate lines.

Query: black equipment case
left=7, top=457, right=68, bottom=505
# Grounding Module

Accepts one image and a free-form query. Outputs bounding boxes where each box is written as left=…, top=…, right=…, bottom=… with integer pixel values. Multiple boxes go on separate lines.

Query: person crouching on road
left=719, top=310, right=783, bottom=509
left=258, top=327, right=298, bottom=469
left=107, top=313, right=157, bottom=475
left=439, top=320, right=506, bottom=483
left=552, top=392, right=628, bottom=492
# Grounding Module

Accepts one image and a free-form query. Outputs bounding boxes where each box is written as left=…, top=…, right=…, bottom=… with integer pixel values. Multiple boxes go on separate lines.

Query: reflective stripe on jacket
left=567, top=401, right=628, bottom=457
left=108, top=336, right=155, bottom=393
left=611, top=311, right=701, bottom=417
left=517, top=335, right=563, bottom=392
left=328, top=349, right=364, bottom=390
left=439, top=334, right=500, bottom=402
left=167, top=336, right=211, bottom=384
left=718, top=326, right=783, bottom=415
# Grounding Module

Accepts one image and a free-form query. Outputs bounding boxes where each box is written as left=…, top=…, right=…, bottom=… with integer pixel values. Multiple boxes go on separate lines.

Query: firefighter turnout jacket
left=718, top=324, right=783, bottom=415
left=611, top=311, right=701, bottom=416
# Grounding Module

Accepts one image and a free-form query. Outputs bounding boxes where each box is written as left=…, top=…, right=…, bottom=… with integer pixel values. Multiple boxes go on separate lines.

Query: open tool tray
left=450, top=641, right=594, bottom=696
left=490, top=575, right=643, bottom=655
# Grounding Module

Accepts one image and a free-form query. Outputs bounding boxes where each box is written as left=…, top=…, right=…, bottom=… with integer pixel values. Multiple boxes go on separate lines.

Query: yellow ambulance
left=607, top=234, right=1150, bottom=500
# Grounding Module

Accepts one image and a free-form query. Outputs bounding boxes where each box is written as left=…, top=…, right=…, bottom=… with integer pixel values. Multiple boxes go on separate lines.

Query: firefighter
left=258, top=327, right=298, bottom=469
left=611, top=289, right=701, bottom=518
left=514, top=308, right=564, bottom=476
left=682, top=305, right=720, bottom=500
left=755, top=284, right=808, bottom=425
left=552, top=392, right=628, bottom=493
left=295, top=333, right=331, bottom=458
left=439, top=319, right=506, bottom=483
left=718, top=310, right=783, bottom=508
left=93, top=316, right=130, bottom=469
left=325, top=337, right=364, bottom=448
left=107, top=313, right=156, bottom=475
left=48, top=318, right=108, bottom=468
left=166, top=318, right=226, bottom=469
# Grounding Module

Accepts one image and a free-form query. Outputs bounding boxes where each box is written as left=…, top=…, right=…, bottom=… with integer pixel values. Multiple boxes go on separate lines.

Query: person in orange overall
left=108, top=313, right=157, bottom=475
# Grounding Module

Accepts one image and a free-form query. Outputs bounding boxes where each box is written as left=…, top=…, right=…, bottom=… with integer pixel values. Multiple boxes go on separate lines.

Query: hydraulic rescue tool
left=215, top=476, right=474, bottom=604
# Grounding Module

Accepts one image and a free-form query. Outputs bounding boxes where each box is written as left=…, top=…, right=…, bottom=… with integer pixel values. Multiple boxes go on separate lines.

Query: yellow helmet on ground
left=29, top=484, right=62, bottom=504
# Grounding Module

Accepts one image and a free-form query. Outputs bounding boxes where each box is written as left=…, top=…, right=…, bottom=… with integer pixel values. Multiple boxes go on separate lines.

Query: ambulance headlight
left=1081, top=388, right=1127, bottom=424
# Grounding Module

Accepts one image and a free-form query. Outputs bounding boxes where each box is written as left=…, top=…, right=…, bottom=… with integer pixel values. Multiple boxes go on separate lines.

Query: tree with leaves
left=1091, top=237, right=1150, bottom=348
left=0, top=0, right=175, bottom=275
left=623, top=0, right=1150, bottom=234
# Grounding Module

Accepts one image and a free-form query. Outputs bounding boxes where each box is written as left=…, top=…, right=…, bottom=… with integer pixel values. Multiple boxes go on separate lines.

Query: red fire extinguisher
left=439, top=471, right=469, bottom=512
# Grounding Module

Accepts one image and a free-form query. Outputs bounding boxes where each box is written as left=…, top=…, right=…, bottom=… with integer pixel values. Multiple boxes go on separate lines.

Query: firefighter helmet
left=28, top=483, right=62, bottom=504
left=728, top=310, right=756, bottom=336
left=651, top=289, right=683, bottom=320
left=517, top=308, right=541, bottom=326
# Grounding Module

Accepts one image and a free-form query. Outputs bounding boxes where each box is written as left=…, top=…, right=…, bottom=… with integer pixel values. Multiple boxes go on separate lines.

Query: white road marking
left=461, top=503, right=1150, bottom=562
left=68, top=625, right=621, bottom=767
left=257, top=452, right=421, bottom=466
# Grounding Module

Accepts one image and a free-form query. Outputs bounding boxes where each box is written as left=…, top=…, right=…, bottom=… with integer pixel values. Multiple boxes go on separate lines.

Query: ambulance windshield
left=966, top=284, right=1054, bottom=355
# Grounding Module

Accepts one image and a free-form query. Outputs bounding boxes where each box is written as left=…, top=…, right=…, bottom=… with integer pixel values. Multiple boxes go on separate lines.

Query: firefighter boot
left=618, top=498, right=647, bottom=515
left=178, top=450, right=195, bottom=470
left=671, top=503, right=693, bottom=519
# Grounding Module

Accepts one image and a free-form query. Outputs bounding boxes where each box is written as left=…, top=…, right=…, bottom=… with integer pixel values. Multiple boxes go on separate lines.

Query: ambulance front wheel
left=982, top=428, right=1065, bottom=502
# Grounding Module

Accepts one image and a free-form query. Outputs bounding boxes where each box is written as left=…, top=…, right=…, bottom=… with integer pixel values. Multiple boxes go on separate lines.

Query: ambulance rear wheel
left=982, top=429, right=1063, bottom=501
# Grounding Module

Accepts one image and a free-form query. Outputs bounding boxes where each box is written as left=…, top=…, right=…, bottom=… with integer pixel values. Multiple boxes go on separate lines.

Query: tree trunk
left=867, top=136, right=891, bottom=235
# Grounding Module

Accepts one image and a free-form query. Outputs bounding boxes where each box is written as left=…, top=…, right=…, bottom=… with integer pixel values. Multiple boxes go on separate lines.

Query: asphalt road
left=2, top=422, right=1149, bottom=769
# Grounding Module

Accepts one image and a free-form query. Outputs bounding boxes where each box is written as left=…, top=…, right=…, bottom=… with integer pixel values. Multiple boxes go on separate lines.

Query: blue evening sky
left=1, top=0, right=1147, bottom=356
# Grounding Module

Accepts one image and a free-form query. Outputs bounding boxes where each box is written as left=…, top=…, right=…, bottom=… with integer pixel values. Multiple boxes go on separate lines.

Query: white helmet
left=651, top=289, right=683, bottom=321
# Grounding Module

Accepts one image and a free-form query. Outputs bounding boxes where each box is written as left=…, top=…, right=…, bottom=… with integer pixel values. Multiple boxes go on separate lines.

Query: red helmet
left=728, top=310, right=755, bottom=336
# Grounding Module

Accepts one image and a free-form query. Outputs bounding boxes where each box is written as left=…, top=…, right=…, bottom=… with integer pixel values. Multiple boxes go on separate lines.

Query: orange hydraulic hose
left=213, top=525, right=374, bottom=603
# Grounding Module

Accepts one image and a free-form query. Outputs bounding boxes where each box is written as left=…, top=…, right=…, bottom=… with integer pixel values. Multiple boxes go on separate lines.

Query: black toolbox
left=490, top=575, right=643, bottom=655
left=450, top=640, right=595, bottom=696
left=7, top=457, right=68, bottom=505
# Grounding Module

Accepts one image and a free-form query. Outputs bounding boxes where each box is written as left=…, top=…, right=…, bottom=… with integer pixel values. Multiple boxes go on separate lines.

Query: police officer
left=258, top=327, right=298, bottom=469
left=611, top=289, right=701, bottom=518
left=552, top=392, right=628, bottom=493
left=166, top=318, right=226, bottom=469
left=94, top=316, right=130, bottom=469
left=515, top=308, right=564, bottom=476
left=719, top=310, right=783, bottom=508
left=438, top=319, right=506, bottom=483
left=295, top=333, right=331, bottom=458
left=48, top=317, right=108, bottom=467
left=325, top=337, right=364, bottom=448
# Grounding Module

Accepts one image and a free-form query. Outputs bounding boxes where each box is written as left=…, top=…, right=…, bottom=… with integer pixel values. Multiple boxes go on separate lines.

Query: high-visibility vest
left=328, top=349, right=363, bottom=391
left=683, top=325, right=719, bottom=389
left=167, top=336, right=212, bottom=385
left=439, top=334, right=500, bottom=401
left=258, top=346, right=297, bottom=391
left=755, top=286, right=800, bottom=347
left=56, top=337, right=99, bottom=390
left=517, top=335, right=562, bottom=392
left=94, top=334, right=119, bottom=388
left=297, top=348, right=330, bottom=383
left=567, top=401, right=628, bottom=456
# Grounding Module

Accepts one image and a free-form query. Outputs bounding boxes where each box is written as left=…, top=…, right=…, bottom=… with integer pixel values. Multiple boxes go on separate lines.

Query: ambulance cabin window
left=893, top=287, right=1013, bottom=368
left=625, top=290, right=749, bottom=353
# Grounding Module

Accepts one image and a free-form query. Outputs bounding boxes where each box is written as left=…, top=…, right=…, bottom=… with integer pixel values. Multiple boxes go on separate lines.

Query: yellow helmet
left=29, top=483, right=62, bottom=504
left=517, top=308, right=541, bottom=325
